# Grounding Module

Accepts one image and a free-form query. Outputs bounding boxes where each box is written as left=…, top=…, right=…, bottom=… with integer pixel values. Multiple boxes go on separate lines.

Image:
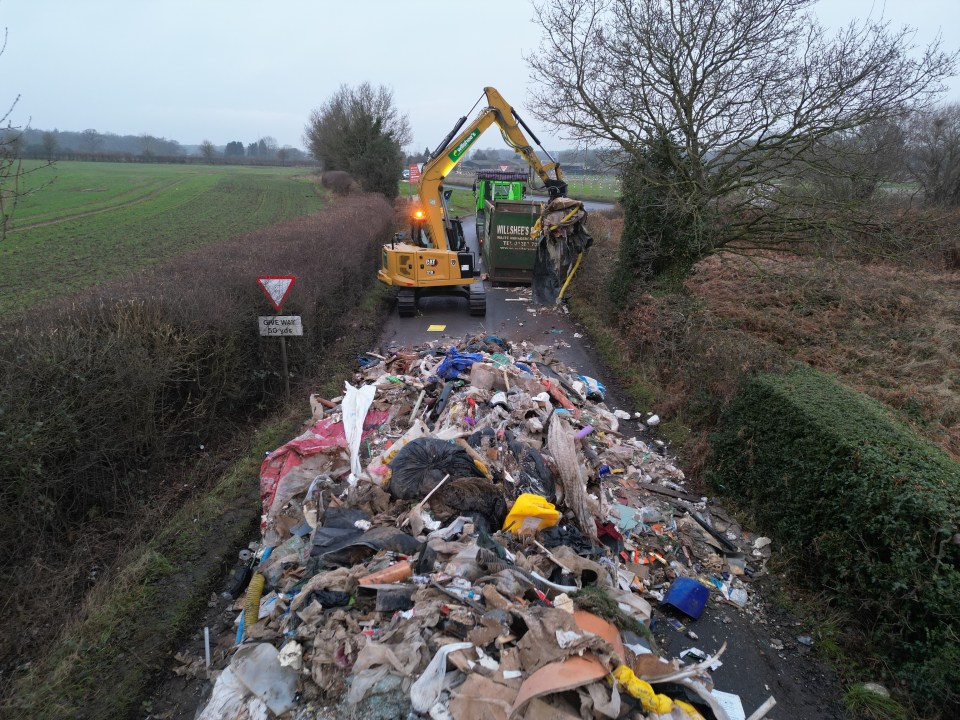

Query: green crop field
left=398, top=180, right=475, bottom=217
left=0, top=161, right=325, bottom=316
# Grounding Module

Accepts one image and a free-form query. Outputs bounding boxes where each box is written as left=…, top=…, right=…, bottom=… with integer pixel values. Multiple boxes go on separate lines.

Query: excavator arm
left=415, top=87, right=566, bottom=252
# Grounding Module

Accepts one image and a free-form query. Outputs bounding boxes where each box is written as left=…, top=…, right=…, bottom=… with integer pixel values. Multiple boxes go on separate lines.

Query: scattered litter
left=711, top=689, right=747, bottom=720
left=193, top=332, right=776, bottom=719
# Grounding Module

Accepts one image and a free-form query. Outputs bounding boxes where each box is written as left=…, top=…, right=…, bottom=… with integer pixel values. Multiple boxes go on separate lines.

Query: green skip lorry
left=473, top=170, right=543, bottom=284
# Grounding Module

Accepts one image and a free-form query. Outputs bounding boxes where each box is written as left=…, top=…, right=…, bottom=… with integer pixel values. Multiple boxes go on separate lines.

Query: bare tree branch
left=1, top=25, right=55, bottom=240
left=527, top=0, right=958, bottom=277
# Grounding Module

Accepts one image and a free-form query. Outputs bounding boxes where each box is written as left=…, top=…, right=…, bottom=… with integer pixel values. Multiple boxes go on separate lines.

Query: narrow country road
left=376, top=212, right=845, bottom=720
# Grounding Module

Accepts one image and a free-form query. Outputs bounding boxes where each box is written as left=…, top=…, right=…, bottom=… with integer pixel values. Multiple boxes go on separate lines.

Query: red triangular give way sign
left=257, top=276, right=296, bottom=311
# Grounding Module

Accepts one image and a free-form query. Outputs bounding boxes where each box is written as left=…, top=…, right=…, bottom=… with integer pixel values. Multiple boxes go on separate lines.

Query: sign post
left=257, top=275, right=298, bottom=402
left=408, top=164, right=421, bottom=198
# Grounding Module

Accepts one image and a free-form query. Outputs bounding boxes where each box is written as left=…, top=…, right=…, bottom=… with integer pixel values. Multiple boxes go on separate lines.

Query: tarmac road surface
left=376, top=214, right=846, bottom=720
left=147, top=211, right=845, bottom=720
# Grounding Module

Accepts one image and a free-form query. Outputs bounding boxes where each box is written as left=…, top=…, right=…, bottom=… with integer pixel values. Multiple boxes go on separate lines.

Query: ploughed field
left=0, top=161, right=324, bottom=315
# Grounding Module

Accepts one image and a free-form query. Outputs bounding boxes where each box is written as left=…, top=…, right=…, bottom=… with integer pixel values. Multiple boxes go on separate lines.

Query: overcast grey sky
left=3, top=0, right=958, bottom=152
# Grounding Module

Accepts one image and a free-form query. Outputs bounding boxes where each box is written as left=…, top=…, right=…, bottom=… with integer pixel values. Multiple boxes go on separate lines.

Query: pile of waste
left=531, top=197, right=593, bottom=306
left=195, top=334, right=777, bottom=720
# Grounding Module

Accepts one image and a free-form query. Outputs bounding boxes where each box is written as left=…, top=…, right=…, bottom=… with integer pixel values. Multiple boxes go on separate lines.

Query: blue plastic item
left=435, top=347, right=482, bottom=380
left=577, top=374, right=606, bottom=401
left=661, top=577, right=710, bottom=619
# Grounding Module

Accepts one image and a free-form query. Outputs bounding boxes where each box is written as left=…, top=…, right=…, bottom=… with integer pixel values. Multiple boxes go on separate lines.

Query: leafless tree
left=1, top=26, right=54, bottom=240
left=79, top=128, right=103, bottom=153
left=199, top=139, right=216, bottom=162
left=0, top=25, right=22, bottom=239
left=528, top=0, right=958, bottom=277
left=41, top=130, right=58, bottom=160
left=804, top=120, right=906, bottom=203
left=138, top=133, right=159, bottom=157
left=906, top=103, right=960, bottom=207
left=258, top=135, right=278, bottom=158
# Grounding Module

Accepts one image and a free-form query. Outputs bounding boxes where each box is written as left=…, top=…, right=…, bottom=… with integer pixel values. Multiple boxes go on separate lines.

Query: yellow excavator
left=378, top=86, right=567, bottom=317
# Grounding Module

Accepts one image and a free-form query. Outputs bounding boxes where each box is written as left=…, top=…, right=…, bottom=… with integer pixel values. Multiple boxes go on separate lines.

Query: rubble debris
left=194, top=333, right=776, bottom=719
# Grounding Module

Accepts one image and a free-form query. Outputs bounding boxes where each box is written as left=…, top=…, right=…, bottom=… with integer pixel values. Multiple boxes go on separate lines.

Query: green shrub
left=610, top=134, right=713, bottom=303
left=710, top=368, right=960, bottom=713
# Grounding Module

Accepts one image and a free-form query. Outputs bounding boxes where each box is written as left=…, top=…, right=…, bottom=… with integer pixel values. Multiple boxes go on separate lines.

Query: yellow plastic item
left=502, top=493, right=561, bottom=534
left=244, top=572, right=265, bottom=627
left=611, top=664, right=674, bottom=714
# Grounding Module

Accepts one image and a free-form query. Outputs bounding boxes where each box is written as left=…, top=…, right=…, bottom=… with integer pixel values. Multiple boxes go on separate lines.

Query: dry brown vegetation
left=577, top=209, right=960, bottom=464
left=575, top=208, right=960, bottom=715
left=689, top=253, right=960, bottom=459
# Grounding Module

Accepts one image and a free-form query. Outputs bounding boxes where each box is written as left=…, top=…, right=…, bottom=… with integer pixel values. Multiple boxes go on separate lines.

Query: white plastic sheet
left=196, top=666, right=269, bottom=720
left=410, top=642, right=472, bottom=713
left=342, top=381, right=376, bottom=486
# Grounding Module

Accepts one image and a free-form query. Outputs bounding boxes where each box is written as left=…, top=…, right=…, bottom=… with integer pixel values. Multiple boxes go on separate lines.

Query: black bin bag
left=387, top=438, right=483, bottom=500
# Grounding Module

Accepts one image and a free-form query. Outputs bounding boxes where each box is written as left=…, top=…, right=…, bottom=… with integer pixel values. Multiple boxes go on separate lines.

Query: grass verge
left=569, top=297, right=691, bottom=452
left=5, top=425, right=286, bottom=720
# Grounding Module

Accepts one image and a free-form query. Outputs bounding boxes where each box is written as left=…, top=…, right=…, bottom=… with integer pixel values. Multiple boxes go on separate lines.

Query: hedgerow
left=0, top=193, right=393, bottom=676
left=710, top=367, right=960, bottom=713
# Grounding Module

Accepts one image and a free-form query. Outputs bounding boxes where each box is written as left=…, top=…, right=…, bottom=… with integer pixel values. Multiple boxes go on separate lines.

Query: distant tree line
left=8, top=128, right=310, bottom=165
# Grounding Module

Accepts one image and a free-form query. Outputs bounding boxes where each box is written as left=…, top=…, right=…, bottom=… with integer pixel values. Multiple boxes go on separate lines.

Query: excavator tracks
left=469, top=283, right=487, bottom=316
left=397, top=288, right=416, bottom=317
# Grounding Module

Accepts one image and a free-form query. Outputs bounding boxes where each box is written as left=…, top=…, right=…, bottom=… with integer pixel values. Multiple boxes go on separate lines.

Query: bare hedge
left=0, top=193, right=392, bottom=568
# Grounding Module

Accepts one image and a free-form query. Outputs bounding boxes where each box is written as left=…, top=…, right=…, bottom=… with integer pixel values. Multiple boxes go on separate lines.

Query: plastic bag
left=342, top=381, right=376, bottom=486
left=387, top=438, right=482, bottom=500
left=577, top=374, right=606, bottom=401
left=502, top=494, right=561, bottom=534
left=435, top=347, right=483, bottom=380
left=196, top=666, right=269, bottom=720
left=410, top=642, right=472, bottom=713
left=231, top=643, right=298, bottom=717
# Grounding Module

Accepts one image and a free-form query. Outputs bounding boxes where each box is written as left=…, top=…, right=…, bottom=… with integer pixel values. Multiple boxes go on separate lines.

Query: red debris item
left=259, top=411, right=389, bottom=516
left=541, top=379, right=581, bottom=418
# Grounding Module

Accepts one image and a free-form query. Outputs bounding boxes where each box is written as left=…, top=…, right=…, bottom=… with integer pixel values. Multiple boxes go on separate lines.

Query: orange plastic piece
left=358, top=560, right=413, bottom=585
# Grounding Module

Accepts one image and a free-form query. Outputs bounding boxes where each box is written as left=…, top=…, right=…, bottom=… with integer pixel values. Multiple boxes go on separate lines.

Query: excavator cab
left=410, top=202, right=465, bottom=252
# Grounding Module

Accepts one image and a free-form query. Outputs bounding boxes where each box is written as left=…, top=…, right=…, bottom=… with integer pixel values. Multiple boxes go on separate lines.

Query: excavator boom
left=378, top=86, right=568, bottom=317
left=418, top=87, right=566, bottom=252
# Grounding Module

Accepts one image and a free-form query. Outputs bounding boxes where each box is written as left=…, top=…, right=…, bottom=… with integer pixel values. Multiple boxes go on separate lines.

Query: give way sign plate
left=257, top=275, right=296, bottom=311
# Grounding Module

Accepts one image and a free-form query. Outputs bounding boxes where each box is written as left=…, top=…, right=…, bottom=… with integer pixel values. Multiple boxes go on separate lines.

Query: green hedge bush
left=1, top=193, right=392, bottom=534
left=710, top=367, right=960, bottom=712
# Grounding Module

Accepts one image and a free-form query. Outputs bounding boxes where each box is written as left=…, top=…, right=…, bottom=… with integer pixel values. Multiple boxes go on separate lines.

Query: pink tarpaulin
left=260, top=412, right=389, bottom=513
